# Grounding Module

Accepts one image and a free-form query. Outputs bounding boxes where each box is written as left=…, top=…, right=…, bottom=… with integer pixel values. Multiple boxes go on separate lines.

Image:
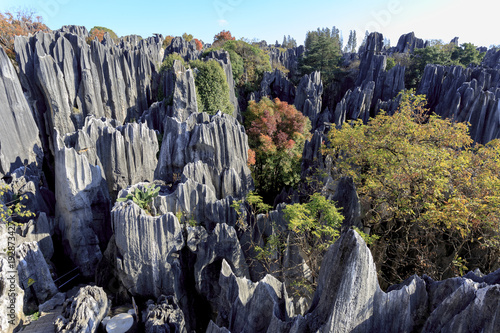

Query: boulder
left=15, top=241, right=58, bottom=310
left=143, top=295, right=187, bottom=333
left=55, top=285, right=110, bottom=333
left=39, top=292, right=66, bottom=314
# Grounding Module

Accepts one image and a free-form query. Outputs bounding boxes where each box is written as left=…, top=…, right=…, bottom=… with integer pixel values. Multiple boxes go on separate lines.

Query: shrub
left=88, top=26, right=119, bottom=43
left=160, top=52, right=186, bottom=72
left=190, top=59, right=233, bottom=115
left=116, top=184, right=160, bottom=215
left=163, top=35, right=174, bottom=49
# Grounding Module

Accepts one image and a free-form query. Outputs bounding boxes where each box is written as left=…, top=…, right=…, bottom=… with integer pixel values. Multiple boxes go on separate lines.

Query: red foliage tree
left=213, top=30, right=235, bottom=47
left=245, top=97, right=311, bottom=202
left=87, top=28, right=105, bottom=43
left=0, top=10, right=49, bottom=59
left=163, top=35, right=174, bottom=48
left=194, top=38, right=203, bottom=51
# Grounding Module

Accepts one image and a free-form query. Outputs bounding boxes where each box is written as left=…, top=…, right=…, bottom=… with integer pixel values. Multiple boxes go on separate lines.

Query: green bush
left=190, top=59, right=233, bottom=115
left=116, top=184, right=160, bottom=215
left=160, top=53, right=186, bottom=72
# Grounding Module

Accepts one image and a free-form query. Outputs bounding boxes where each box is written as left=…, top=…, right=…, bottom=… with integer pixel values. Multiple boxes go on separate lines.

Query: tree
left=300, top=27, right=342, bottom=83
left=0, top=10, right=49, bottom=59
left=88, top=26, right=119, bottom=43
left=163, top=35, right=174, bottom=49
left=326, top=91, right=500, bottom=287
left=282, top=35, right=297, bottom=49
left=245, top=98, right=311, bottom=203
left=345, top=30, right=357, bottom=53
left=182, top=32, right=193, bottom=42
left=213, top=30, right=235, bottom=47
left=190, top=59, right=233, bottom=115
left=193, top=38, right=203, bottom=51
left=204, top=39, right=271, bottom=92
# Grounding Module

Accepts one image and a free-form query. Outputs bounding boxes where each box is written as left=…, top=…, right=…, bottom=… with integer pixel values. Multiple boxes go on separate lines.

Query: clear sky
left=0, top=0, right=498, bottom=48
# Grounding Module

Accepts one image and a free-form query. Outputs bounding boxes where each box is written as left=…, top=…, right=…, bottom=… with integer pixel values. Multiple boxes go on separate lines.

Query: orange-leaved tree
left=245, top=97, right=311, bottom=203
left=0, top=10, right=49, bottom=59
left=194, top=38, right=203, bottom=51
left=213, top=30, right=235, bottom=47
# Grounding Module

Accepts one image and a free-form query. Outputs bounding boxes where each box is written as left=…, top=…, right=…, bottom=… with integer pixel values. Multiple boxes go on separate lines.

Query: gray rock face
left=155, top=112, right=253, bottom=200
left=417, top=64, right=500, bottom=143
left=356, top=32, right=384, bottom=87
left=14, top=30, right=163, bottom=153
left=482, top=47, right=500, bottom=69
left=256, top=69, right=296, bottom=104
left=333, top=81, right=375, bottom=125
left=63, top=116, right=159, bottom=197
left=294, top=71, right=323, bottom=127
left=39, top=292, right=66, bottom=314
left=395, top=32, right=427, bottom=53
left=58, top=25, right=89, bottom=40
left=189, top=224, right=249, bottom=305
left=216, top=260, right=294, bottom=333
left=15, top=241, right=58, bottom=308
left=143, top=295, right=187, bottom=333
left=269, top=46, right=305, bottom=79
left=111, top=199, right=184, bottom=298
left=55, top=285, right=110, bottom=333
left=54, top=131, right=111, bottom=277
left=16, top=213, right=54, bottom=262
left=330, top=177, right=362, bottom=232
left=205, top=51, right=240, bottom=119
left=0, top=46, right=42, bottom=176
left=164, top=37, right=201, bottom=62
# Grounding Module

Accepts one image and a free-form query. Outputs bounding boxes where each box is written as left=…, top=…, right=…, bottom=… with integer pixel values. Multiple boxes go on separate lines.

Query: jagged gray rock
left=15, top=241, right=58, bottom=309
left=58, top=25, right=89, bottom=40
left=55, top=285, right=110, bottom=333
left=155, top=112, right=253, bottom=200
left=54, top=131, right=111, bottom=277
left=164, top=36, right=201, bottom=62
left=268, top=46, right=304, bottom=79
left=16, top=213, right=54, bottom=262
left=216, top=260, right=294, bottom=333
left=154, top=60, right=199, bottom=124
left=0, top=46, right=42, bottom=176
left=356, top=32, right=384, bottom=87
left=334, top=81, right=375, bottom=124
left=330, top=177, right=362, bottom=232
left=417, top=64, right=500, bottom=143
left=190, top=223, right=249, bottom=306
left=111, top=198, right=184, bottom=298
left=143, top=295, right=187, bottom=333
left=39, top=292, right=66, bottom=314
left=482, top=47, right=500, bottom=69
left=294, top=71, right=323, bottom=127
left=14, top=30, right=163, bottom=153
left=256, top=69, right=296, bottom=104
left=394, top=32, right=427, bottom=53
left=63, top=116, right=159, bottom=197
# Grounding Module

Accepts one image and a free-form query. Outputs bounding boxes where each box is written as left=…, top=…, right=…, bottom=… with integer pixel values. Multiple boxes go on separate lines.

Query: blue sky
left=0, top=0, right=497, bottom=48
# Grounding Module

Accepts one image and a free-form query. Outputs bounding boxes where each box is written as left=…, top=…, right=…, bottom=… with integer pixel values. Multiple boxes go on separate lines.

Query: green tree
left=204, top=39, right=271, bottom=92
left=300, top=27, right=342, bottom=83
left=182, top=32, right=193, bottom=42
left=245, top=97, right=311, bottom=203
left=326, top=91, right=500, bottom=287
left=190, top=59, right=233, bottom=115
left=345, top=30, right=357, bottom=53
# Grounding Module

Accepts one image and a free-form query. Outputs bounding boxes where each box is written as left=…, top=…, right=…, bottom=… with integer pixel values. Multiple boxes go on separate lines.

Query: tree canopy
left=190, top=59, right=233, bottom=115
left=299, top=27, right=342, bottom=83
left=245, top=97, right=311, bottom=203
left=325, top=91, right=500, bottom=287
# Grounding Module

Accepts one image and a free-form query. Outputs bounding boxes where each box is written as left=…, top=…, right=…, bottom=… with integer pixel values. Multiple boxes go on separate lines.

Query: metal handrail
left=53, top=267, right=79, bottom=283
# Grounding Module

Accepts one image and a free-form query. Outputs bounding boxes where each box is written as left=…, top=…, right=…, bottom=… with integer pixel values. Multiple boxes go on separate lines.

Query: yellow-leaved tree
left=326, top=90, right=500, bottom=287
